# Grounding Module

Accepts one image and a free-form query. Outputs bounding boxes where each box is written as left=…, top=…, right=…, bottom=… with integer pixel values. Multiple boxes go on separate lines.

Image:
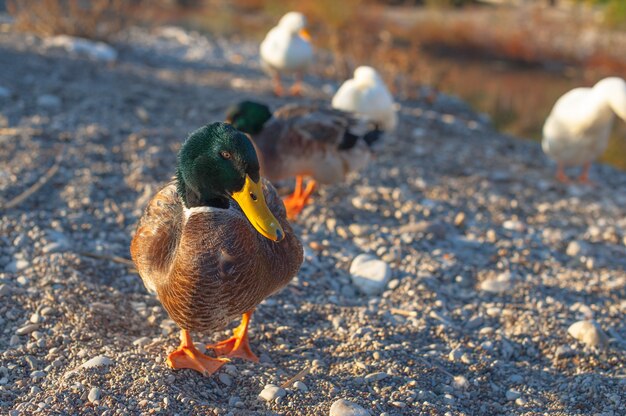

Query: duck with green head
left=226, top=100, right=383, bottom=219
left=131, top=122, right=303, bottom=376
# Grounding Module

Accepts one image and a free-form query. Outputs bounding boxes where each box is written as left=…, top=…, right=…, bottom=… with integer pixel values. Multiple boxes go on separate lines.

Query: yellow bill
left=231, top=175, right=284, bottom=242
left=299, top=28, right=312, bottom=41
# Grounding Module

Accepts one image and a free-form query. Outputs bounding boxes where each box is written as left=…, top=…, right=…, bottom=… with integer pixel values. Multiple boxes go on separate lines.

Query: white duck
left=260, top=12, right=313, bottom=96
left=542, top=77, right=626, bottom=183
left=331, top=66, right=398, bottom=133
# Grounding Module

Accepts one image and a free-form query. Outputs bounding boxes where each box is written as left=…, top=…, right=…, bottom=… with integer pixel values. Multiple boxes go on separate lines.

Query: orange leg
left=206, top=310, right=259, bottom=362
left=167, top=330, right=229, bottom=376
left=578, top=162, right=594, bottom=185
left=282, top=176, right=316, bottom=220
left=273, top=72, right=283, bottom=97
left=555, top=163, right=570, bottom=183
left=289, top=72, right=303, bottom=96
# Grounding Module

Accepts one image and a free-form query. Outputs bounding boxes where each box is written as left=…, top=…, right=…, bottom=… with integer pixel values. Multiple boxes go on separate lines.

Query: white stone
left=364, top=372, right=388, bottom=383
left=45, top=35, right=118, bottom=62
left=159, top=26, right=192, bottom=44
left=566, top=240, right=589, bottom=257
left=329, top=398, right=371, bottom=416
left=16, top=324, right=39, bottom=335
left=0, top=284, right=10, bottom=297
left=88, top=387, right=101, bottom=403
left=453, top=375, right=469, bottom=390
left=349, top=254, right=391, bottom=295
left=567, top=320, right=609, bottom=348
left=258, top=384, right=286, bottom=402
left=293, top=381, right=308, bottom=392
left=42, top=242, right=67, bottom=254
left=133, top=337, right=151, bottom=347
left=81, top=355, right=113, bottom=369
left=503, top=220, right=525, bottom=232
left=480, top=272, right=514, bottom=293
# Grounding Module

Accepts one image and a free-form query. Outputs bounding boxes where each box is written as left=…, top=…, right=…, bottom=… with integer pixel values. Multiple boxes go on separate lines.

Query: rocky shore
left=1, top=23, right=625, bottom=415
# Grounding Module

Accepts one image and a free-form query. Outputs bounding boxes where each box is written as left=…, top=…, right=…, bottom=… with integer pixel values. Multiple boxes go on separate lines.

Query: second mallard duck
left=226, top=101, right=383, bottom=219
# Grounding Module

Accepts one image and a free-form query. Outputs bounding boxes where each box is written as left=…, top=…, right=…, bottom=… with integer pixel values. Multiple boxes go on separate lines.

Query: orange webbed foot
left=578, top=177, right=596, bottom=186
left=206, top=311, right=259, bottom=362
left=273, top=85, right=284, bottom=97
left=273, top=73, right=284, bottom=96
left=555, top=163, right=570, bottom=183
left=167, top=330, right=229, bottom=376
left=207, top=334, right=259, bottom=363
left=283, top=194, right=308, bottom=220
left=282, top=176, right=316, bottom=220
left=578, top=163, right=595, bottom=186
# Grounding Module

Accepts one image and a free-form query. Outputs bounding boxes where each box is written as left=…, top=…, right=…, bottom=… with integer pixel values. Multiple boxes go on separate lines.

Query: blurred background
left=4, top=0, right=626, bottom=168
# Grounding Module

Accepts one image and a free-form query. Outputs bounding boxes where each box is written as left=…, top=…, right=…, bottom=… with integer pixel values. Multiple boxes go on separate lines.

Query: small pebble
left=293, top=381, right=308, bottom=392
left=329, top=398, right=370, bottom=416
left=258, top=385, right=286, bottom=402
left=480, top=272, right=514, bottom=293
left=219, top=373, right=233, bottom=387
left=349, top=254, right=391, bottom=295
left=567, top=320, right=609, bottom=348
left=133, top=337, right=151, bottom=347
left=88, top=387, right=101, bottom=403
left=16, top=324, right=39, bottom=335
left=0, top=284, right=10, bottom=297
left=364, top=372, right=388, bottom=383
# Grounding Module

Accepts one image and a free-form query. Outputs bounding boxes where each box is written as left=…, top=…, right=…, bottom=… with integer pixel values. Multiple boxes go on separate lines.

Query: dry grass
left=7, top=0, right=144, bottom=41
left=204, top=0, right=626, bottom=102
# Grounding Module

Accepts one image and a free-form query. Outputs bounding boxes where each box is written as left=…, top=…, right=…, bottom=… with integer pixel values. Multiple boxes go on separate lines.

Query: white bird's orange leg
left=273, top=72, right=284, bottom=96
left=578, top=162, right=594, bottom=185
left=289, top=72, right=303, bottom=96
left=555, top=163, right=570, bottom=183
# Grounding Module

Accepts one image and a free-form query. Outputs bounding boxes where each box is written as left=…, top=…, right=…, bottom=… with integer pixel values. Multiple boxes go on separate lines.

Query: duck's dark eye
left=220, top=151, right=232, bottom=159
left=250, top=192, right=258, bottom=201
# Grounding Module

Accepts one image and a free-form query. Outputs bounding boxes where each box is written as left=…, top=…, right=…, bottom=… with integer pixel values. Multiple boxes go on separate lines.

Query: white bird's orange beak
left=299, top=28, right=312, bottom=42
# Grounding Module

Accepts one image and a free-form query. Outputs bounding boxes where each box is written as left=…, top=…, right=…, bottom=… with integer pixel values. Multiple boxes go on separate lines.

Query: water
left=422, top=52, right=626, bottom=170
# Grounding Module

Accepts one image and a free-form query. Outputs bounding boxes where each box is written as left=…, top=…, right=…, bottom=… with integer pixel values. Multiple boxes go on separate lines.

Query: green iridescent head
left=225, top=100, right=272, bottom=135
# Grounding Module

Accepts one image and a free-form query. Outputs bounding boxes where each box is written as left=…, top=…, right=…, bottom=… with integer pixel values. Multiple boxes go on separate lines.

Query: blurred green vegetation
left=578, top=0, right=626, bottom=27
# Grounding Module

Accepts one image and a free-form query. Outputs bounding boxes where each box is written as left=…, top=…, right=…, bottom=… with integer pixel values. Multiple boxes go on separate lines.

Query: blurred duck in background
left=332, top=66, right=398, bottom=134
left=542, top=77, right=626, bottom=183
left=226, top=101, right=382, bottom=219
left=260, top=12, right=313, bottom=96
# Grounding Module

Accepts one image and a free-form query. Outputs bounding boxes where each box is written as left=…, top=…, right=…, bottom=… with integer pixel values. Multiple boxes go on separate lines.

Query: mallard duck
left=260, top=12, right=313, bottom=96
left=331, top=66, right=398, bottom=133
left=543, top=77, right=626, bottom=183
left=130, top=122, right=303, bottom=376
left=225, top=101, right=382, bottom=218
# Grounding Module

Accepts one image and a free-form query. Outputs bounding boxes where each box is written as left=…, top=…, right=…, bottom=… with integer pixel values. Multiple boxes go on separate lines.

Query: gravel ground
left=1, top=23, right=625, bottom=416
